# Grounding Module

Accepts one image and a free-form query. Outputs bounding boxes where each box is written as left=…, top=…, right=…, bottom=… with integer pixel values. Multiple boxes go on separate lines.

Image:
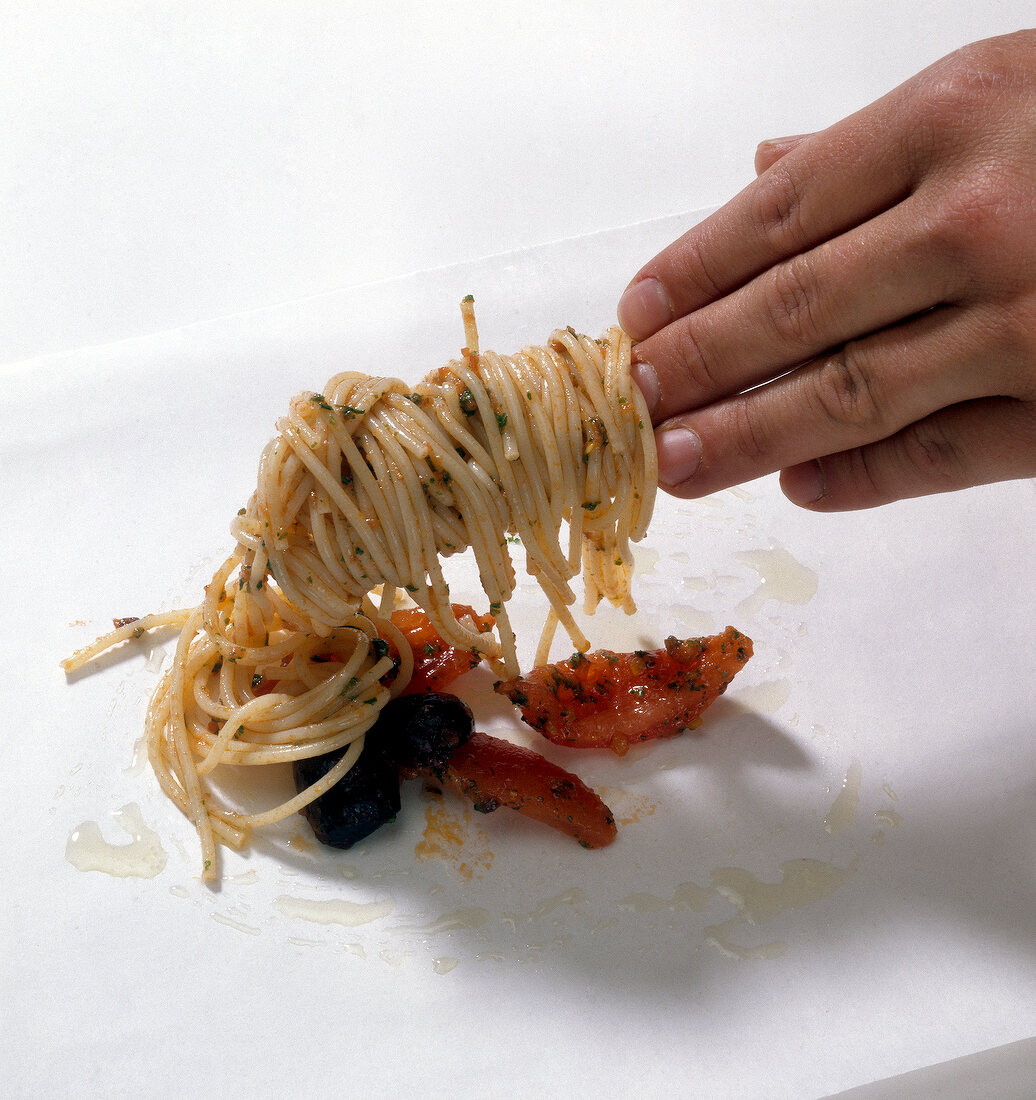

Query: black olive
left=294, top=745, right=401, bottom=850
left=374, top=692, right=474, bottom=770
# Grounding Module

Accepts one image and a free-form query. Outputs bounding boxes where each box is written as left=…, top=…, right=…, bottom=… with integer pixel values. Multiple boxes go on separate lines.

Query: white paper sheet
left=4, top=213, right=1034, bottom=1099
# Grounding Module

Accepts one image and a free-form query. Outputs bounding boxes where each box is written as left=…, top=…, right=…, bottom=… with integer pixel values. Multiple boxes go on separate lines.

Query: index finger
left=617, top=92, right=923, bottom=342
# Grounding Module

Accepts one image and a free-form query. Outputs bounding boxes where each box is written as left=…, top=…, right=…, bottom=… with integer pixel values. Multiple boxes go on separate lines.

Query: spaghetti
left=63, top=300, right=657, bottom=879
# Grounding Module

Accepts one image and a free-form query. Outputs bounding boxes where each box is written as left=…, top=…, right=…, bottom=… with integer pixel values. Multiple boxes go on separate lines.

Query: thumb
left=779, top=397, right=1036, bottom=510
left=755, top=133, right=813, bottom=175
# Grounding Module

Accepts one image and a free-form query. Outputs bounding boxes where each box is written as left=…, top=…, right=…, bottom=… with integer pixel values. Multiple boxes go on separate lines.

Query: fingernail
left=755, top=133, right=810, bottom=174
left=781, top=459, right=826, bottom=505
left=757, top=133, right=809, bottom=152
left=618, top=277, right=672, bottom=340
left=631, top=360, right=660, bottom=418
left=656, top=425, right=702, bottom=487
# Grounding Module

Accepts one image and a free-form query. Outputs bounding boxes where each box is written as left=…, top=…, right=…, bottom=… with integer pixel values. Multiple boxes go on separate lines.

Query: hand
left=618, top=30, right=1036, bottom=510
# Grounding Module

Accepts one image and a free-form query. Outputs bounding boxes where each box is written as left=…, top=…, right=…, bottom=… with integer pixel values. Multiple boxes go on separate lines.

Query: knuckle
left=810, top=345, right=883, bottom=430
left=944, top=168, right=1013, bottom=238
left=921, top=67, right=989, bottom=121
left=971, top=302, right=1036, bottom=393
left=675, top=234, right=726, bottom=302
left=1008, top=309, right=1036, bottom=399
left=766, top=257, right=822, bottom=347
left=915, top=39, right=1021, bottom=124
left=841, top=445, right=887, bottom=505
left=668, top=320, right=723, bottom=397
left=896, top=417, right=968, bottom=489
left=922, top=174, right=1018, bottom=292
left=751, top=164, right=808, bottom=250
left=723, top=395, right=770, bottom=464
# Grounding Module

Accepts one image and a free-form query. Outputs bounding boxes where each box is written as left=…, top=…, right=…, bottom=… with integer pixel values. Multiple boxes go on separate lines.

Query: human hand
left=618, top=30, right=1036, bottom=510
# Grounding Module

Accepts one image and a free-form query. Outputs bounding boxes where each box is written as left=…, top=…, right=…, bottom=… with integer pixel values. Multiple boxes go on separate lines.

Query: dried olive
left=374, top=692, right=474, bottom=771
left=294, top=745, right=401, bottom=850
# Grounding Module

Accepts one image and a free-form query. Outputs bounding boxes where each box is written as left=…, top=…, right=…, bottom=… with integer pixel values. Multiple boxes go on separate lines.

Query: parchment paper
left=4, top=212, right=1034, bottom=1099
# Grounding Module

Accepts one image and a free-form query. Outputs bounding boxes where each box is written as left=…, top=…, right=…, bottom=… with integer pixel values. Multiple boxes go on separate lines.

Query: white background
left=3, top=0, right=1032, bottom=366
left=3, top=4, right=1035, bottom=1099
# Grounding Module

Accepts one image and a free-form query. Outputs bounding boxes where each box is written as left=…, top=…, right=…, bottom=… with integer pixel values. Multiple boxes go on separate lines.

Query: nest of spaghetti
left=66, top=302, right=663, bottom=880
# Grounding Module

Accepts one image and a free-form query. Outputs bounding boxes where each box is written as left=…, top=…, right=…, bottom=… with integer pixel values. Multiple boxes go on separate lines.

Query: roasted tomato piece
left=375, top=691, right=474, bottom=771
left=294, top=745, right=401, bottom=849
left=495, top=626, right=753, bottom=755
left=427, top=731, right=617, bottom=849
left=387, top=603, right=495, bottom=695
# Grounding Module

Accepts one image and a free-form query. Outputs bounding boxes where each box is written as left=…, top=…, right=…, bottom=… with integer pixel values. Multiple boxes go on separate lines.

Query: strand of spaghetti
left=236, top=735, right=367, bottom=829
left=164, top=609, right=219, bottom=875
left=197, top=615, right=392, bottom=725
left=60, top=609, right=193, bottom=673
left=466, top=344, right=595, bottom=657
left=412, top=394, right=515, bottom=605
left=308, top=498, right=355, bottom=592
left=368, top=391, right=516, bottom=659
left=365, top=409, right=455, bottom=610
left=557, top=330, right=625, bottom=457
left=201, top=548, right=245, bottom=647
left=460, top=295, right=479, bottom=355
left=534, top=606, right=563, bottom=669
left=382, top=420, right=503, bottom=633
left=525, top=344, right=584, bottom=570
left=481, top=351, right=569, bottom=588
left=193, top=656, right=395, bottom=765
left=146, top=670, right=213, bottom=824
left=281, top=401, right=400, bottom=594
left=145, top=664, right=246, bottom=848
left=506, top=350, right=568, bottom=529
left=195, top=640, right=373, bottom=771
left=447, top=354, right=564, bottom=622
left=523, top=343, right=611, bottom=624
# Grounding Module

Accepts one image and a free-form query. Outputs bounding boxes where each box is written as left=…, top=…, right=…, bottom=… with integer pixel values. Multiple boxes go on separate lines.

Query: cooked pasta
left=63, top=300, right=657, bottom=879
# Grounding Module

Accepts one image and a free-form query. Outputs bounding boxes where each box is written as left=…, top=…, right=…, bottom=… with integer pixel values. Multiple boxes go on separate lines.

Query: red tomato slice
left=388, top=604, right=495, bottom=695
left=495, top=626, right=753, bottom=755
left=428, top=730, right=617, bottom=849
